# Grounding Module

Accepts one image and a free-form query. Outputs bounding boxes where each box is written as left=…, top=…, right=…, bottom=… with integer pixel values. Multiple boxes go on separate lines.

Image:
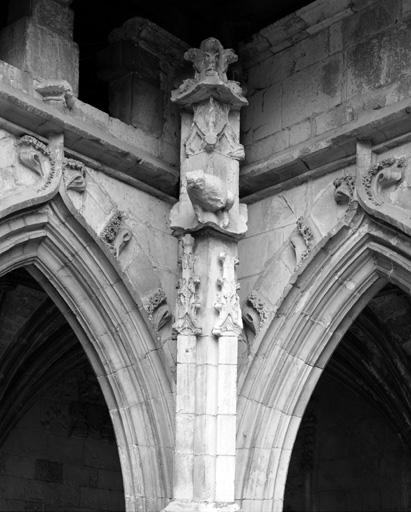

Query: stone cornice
left=0, top=74, right=179, bottom=202
left=240, top=95, right=411, bottom=204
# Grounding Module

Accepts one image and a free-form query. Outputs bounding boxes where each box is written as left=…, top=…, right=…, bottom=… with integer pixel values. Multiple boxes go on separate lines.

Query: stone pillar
left=98, top=17, right=188, bottom=139
left=165, top=38, right=248, bottom=512
left=0, top=0, right=79, bottom=95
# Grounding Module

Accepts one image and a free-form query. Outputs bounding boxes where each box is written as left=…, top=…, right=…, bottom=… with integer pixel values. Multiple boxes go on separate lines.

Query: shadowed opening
left=0, top=267, right=125, bottom=512
left=284, top=282, right=411, bottom=511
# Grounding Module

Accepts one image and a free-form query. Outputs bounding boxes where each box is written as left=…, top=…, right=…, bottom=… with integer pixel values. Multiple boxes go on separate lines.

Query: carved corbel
left=186, top=169, right=234, bottom=229
left=173, top=235, right=202, bottom=336
left=143, top=288, right=172, bottom=331
left=333, top=175, right=355, bottom=204
left=17, top=135, right=55, bottom=192
left=242, top=290, right=271, bottom=335
left=212, top=252, right=242, bottom=337
left=63, top=158, right=87, bottom=192
left=290, top=217, right=313, bottom=269
left=36, top=80, right=75, bottom=109
left=362, top=157, right=405, bottom=205
left=100, top=210, right=132, bottom=258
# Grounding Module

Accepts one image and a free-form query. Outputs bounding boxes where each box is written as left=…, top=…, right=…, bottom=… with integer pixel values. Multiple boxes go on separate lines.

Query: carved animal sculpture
left=186, top=169, right=234, bottom=228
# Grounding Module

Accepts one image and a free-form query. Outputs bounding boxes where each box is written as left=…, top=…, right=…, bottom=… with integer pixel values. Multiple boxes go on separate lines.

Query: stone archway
left=0, top=196, right=174, bottom=511
left=236, top=212, right=411, bottom=512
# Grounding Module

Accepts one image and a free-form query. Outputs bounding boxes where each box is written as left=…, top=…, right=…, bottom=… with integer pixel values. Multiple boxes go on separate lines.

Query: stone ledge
left=0, top=77, right=179, bottom=200
left=240, top=96, right=411, bottom=203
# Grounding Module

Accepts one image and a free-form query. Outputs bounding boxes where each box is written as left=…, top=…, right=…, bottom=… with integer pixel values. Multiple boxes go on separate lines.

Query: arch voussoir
left=237, top=215, right=411, bottom=511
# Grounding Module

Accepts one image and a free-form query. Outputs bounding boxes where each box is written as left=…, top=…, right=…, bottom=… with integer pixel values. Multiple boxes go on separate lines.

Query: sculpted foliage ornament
left=290, top=217, right=313, bottom=269
left=172, top=37, right=247, bottom=109
left=333, top=175, right=355, bottom=204
left=143, top=288, right=172, bottom=331
left=213, top=251, right=242, bottom=337
left=242, top=290, right=271, bottom=335
left=63, top=158, right=87, bottom=192
left=18, top=135, right=56, bottom=192
left=362, top=157, right=405, bottom=205
left=100, top=210, right=132, bottom=258
left=173, top=235, right=202, bottom=336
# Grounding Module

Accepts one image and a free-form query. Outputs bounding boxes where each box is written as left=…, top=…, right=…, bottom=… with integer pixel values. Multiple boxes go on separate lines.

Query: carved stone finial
left=63, top=158, right=86, bottom=192
left=185, top=37, right=237, bottom=83
left=171, top=38, right=247, bottom=109
left=173, top=235, right=202, bottom=336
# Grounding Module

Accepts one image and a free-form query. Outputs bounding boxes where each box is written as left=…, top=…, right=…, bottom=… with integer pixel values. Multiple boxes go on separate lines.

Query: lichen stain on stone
left=348, top=39, right=382, bottom=91
left=321, top=59, right=341, bottom=98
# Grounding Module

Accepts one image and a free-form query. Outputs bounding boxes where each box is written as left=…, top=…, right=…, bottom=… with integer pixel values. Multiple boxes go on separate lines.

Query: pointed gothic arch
left=0, top=194, right=174, bottom=512
left=237, top=209, right=411, bottom=511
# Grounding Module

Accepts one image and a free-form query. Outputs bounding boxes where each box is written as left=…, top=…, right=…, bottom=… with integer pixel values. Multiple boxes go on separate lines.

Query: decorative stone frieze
left=213, top=251, right=242, bottom=337
left=143, top=288, right=172, bottom=331
left=173, top=234, right=201, bottom=336
left=333, top=175, right=355, bottom=204
left=242, top=290, right=271, bottom=335
left=63, top=158, right=86, bottom=192
left=172, top=37, right=247, bottom=108
left=100, top=210, right=132, bottom=258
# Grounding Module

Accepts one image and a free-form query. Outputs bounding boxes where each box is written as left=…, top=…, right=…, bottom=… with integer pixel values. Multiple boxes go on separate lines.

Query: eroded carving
left=100, top=210, right=132, bottom=258
left=63, top=158, right=86, bottom=192
left=186, top=37, right=237, bottom=82
left=213, top=252, right=242, bottom=337
left=291, top=217, right=313, bottom=269
left=143, top=288, right=172, bottom=331
left=242, top=290, right=271, bottom=334
left=172, top=37, right=247, bottom=109
left=36, top=80, right=75, bottom=108
left=362, top=157, right=405, bottom=205
left=185, top=98, right=244, bottom=159
left=18, top=135, right=55, bottom=191
left=187, top=169, right=234, bottom=229
left=173, top=235, right=202, bottom=336
left=333, top=175, right=355, bottom=204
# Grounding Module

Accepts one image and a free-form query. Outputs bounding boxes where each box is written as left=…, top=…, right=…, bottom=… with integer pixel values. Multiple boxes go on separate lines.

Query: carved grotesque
left=186, top=169, right=234, bottom=228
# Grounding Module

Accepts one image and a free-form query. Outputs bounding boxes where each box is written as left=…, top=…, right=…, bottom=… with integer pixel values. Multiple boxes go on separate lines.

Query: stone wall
left=241, top=0, right=411, bottom=166
left=0, top=364, right=125, bottom=511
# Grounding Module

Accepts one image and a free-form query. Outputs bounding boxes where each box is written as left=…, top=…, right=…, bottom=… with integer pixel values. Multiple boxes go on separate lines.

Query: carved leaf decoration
left=0, top=135, right=60, bottom=221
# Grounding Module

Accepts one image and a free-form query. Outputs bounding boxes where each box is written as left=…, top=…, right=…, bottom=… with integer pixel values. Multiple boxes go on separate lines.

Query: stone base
left=163, top=501, right=241, bottom=512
